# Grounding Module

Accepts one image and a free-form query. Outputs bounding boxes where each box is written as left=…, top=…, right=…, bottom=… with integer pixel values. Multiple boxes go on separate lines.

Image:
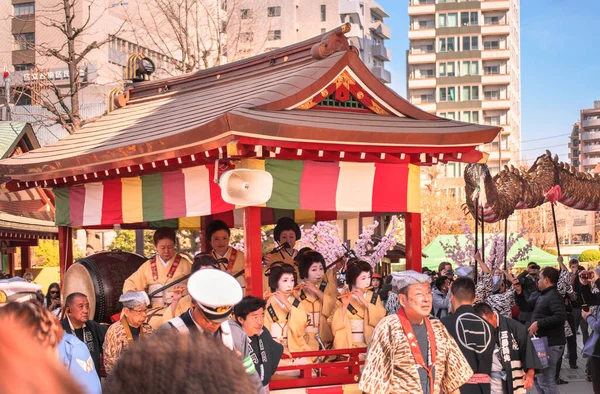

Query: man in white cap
left=360, top=270, right=473, bottom=394
left=103, top=291, right=155, bottom=374
left=159, top=269, right=265, bottom=393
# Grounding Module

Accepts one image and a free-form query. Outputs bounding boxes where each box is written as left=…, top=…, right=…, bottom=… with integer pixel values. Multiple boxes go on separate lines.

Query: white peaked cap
left=187, top=269, right=243, bottom=321
left=0, top=277, right=42, bottom=305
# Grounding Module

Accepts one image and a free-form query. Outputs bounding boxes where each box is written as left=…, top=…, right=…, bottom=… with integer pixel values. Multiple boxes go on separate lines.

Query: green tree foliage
left=108, top=230, right=155, bottom=257
left=578, top=249, right=600, bottom=263
left=32, top=240, right=84, bottom=267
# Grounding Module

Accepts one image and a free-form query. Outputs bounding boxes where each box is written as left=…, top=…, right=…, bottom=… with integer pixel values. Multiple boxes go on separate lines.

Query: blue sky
left=378, top=0, right=600, bottom=166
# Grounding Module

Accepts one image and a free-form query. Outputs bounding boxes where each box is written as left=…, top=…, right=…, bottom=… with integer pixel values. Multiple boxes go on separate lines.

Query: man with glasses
left=103, top=291, right=155, bottom=374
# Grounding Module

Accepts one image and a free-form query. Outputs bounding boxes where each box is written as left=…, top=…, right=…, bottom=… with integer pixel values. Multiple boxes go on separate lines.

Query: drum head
left=62, top=264, right=97, bottom=319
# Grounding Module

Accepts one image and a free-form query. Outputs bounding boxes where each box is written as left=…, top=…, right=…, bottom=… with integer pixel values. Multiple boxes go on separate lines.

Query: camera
left=581, top=271, right=590, bottom=280
left=582, top=304, right=590, bottom=312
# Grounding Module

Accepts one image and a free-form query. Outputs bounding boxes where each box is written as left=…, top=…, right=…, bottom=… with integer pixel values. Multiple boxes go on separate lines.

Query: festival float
left=0, top=25, right=500, bottom=392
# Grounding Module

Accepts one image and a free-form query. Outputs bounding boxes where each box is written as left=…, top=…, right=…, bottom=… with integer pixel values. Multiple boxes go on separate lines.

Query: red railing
left=269, top=347, right=367, bottom=390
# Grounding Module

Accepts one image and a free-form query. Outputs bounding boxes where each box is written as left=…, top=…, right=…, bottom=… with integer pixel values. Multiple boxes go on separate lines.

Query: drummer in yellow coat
left=330, top=260, right=386, bottom=349
left=263, top=217, right=301, bottom=291
left=296, top=250, right=337, bottom=350
left=206, top=220, right=246, bottom=291
left=122, top=227, right=192, bottom=329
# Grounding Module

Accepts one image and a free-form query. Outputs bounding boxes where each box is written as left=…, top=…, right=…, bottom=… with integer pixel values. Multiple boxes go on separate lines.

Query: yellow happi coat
left=298, top=276, right=338, bottom=349
left=123, top=254, right=191, bottom=329
left=212, top=247, right=246, bottom=290
left=331, top=290, right=386, bottom=349
left=264, top=296, right=311, bottom=353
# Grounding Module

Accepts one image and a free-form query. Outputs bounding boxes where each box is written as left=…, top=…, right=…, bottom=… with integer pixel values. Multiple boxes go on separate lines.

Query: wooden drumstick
left=337, top=286, right=373, bottom=299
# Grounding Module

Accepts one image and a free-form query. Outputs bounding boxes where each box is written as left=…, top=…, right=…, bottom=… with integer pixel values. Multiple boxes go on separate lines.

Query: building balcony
left=372, top=44, right=390, bottom=61
left=408, top=3, right=435, bottom=16
left=408, top=78, right=436, bottom=89
left=371, top=66, right=391, bottom=83
left=581, top=131, right=600, bottom=141
left=340, top=0, right=364, bottom=26
left=408, top=28, right=436, bottom=40
left=370, top=2, right=390, bottom=18
left=348, top=23, right=362, bottom=37
left=483, top=99, right=511, bottom=110
left=12, top=16, right=35, bottom=34
left=413, top=101, right=436, bottom=113
left=583, top=118, right=600, bottom=128
left=582, top=145, right=600, bottom=154
left=408, top=51, right=436, bottom=64
left=481, top=0, right=510, bottom=11
left=482, top=49, right=510, bottom=60
left=12, top=49, right=35, bottom=65
left=582, top=158, right=600, bottom=167
left=499, top=125, right=510, bottom=135
left=481, top=24, right=510, bottom=36
left=371, top=20, right=391, bottom=39
left=482, top=74, right=511, bottom=85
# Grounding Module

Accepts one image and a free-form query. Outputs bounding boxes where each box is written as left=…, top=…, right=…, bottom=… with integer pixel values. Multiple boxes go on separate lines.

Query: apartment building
left=408, top=0, right=521, bottom=199
left=236, top=0, right=392, bottom=83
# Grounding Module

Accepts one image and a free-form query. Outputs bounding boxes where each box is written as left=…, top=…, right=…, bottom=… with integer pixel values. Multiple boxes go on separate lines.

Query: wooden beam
left=7, top=252, right=14, bottom=276
left=243, top=207, right=263, bottom=297
left=405, top=213, right=422, bottom=272
left=58, top=226, right=73, bottom=281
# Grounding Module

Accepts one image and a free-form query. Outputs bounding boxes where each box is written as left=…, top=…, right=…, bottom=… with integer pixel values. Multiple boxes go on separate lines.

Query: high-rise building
left=407, top=0, right=521, bottom=198
left=235, top=0, right=392, bottom=83
left=571, top=100, right=600, bottom=173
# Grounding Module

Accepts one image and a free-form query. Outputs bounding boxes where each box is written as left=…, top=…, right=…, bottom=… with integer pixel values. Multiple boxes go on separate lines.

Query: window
left=439, top=14, right=446, bottom=28
left=267, top=30, right=281, bottom=40
left=421, top=94, right=435, bottom=103
left=419, top=69, right=434, bottom=78
left=419, top=20, right=435, bottom=29
left=462, top=86, right=479, bottom=101
left=14, top=63, right=34, bottom=71
left=484, top=90, right=501, bottom=100
left=470, top=12, right=478, bottom=25
left=221, top=0, right=227, bottom=11
left=462, top=61, right=478, bottom=76
left=321, top=5, right=326, bottom=22
left=485, top=116, right=501, bottom=125
left=439, top=87, right=455, bottom=102
left=461, top=36, right=478, bottom=51
left=445, top=112, right=455, bottom=120
left=439, top=38, right=446, bottom=52
left=416, top=44, right=434, bottom=53
left=321, top=28, right=326, bottom=33
left=439, top=63, right=446, bottom=77
left=267, top=6, right=281, bottom=17
left=484, top=65, right=500, bottom=74
left=240, top=9, right=251, bottom=19
left=447, top=62, right=455, bottom=76
left=13, top=33, right=34, bottom=50
left=485, top=16, right=500, bottom=25
left=447, top=37, right=455, bottom=51
left=484, top=41, right=500, bottom=50
left=447, top=13, right=457, bottom=27
left=241, top=32, right=254, bottom=42
left=14, top=3, right=35, bottom=17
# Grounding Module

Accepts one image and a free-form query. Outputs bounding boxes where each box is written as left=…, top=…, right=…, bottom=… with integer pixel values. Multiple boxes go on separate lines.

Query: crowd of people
left=2, top=217, right=600, bottom=394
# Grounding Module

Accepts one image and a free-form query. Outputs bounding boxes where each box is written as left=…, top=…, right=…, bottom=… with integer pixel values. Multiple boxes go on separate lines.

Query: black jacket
left=515, top=285, right=566, bottom=346
left=442, top=305, right=496, bottom=394
left=61, top=318, right=107, bottom=376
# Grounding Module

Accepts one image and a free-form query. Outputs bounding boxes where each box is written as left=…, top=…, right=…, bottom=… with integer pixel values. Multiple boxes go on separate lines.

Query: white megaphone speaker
left=219, top=169, right=273, bottom=206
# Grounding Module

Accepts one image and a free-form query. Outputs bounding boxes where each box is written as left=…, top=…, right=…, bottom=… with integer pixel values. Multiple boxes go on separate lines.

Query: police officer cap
left=187, top=269, right=243, bottom=323
left=0, top=277, right=42, bottom=306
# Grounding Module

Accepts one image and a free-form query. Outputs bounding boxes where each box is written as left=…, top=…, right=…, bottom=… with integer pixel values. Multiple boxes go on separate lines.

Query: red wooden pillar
left=7, top=252, right=14, bottom=276
left=405, top=212, right=422, bottom=272
left=243, top=206, right=263, bottom=297
left=21, top=246, right=31, bottom=271
left=58, top=227, right=73, bottom=281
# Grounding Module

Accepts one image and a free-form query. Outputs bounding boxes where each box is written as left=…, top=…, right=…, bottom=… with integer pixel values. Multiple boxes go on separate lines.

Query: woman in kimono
left=263, top=217, right=302, bottom=291
left=296, top=250, right=337, bottom=349
left=206, top=220, right=245, bottom=290
left=264, top=262, right=311, bottom=376
left=331, top=260, right=386, bottom=349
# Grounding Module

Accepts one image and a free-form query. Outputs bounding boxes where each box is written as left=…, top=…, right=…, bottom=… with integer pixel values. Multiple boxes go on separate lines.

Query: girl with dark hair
left=331, top=260, right=386, bottom=349
left=296, top=250, right=337, bottom=350
left=45, top=282, right=61, bottom=317
left=206, top=220, right=246, bottom=290
left=264, top=262, right=310, bottom=363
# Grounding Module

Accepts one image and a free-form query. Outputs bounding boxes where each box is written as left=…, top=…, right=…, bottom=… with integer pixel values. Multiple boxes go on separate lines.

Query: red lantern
left=2, top=71, right=8, bottom=79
